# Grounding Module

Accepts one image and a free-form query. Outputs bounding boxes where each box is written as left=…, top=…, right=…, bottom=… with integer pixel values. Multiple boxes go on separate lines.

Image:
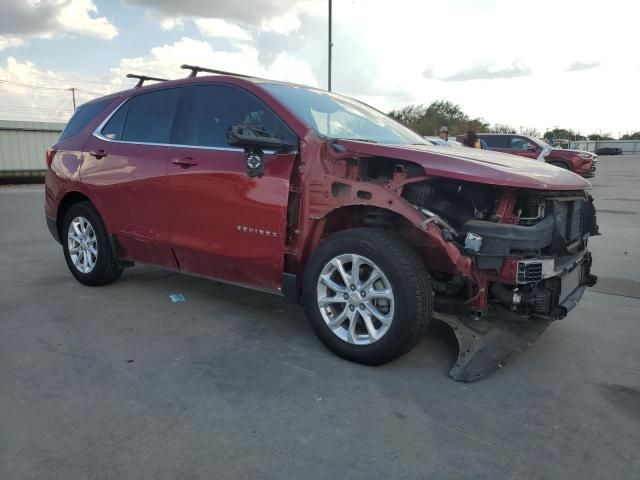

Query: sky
left=0, top=0, right=638, bottom=136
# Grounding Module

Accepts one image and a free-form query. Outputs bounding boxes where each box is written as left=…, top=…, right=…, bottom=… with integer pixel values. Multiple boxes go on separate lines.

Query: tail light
left=46, top=148, right=57, bottom=168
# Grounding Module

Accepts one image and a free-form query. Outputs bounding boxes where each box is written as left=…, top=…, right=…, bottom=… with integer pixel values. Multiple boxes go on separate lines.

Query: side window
left=101, top=102, right=129, bottom=140
left=121, top=88, right=182, bottom=144
left=482, top=135, right=508, bottom=148
left=184, top=85, right=296, bottom=148
left=60, top=98, right=112, bottom=140
left=510, top=137, right=532, bottom=150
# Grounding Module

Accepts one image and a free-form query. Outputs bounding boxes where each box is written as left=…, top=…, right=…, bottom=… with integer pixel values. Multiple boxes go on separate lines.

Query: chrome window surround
left=92, top=97, right=296, bottom=155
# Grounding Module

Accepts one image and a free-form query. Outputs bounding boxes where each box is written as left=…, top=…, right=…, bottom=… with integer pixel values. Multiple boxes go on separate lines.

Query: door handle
left=89, top=149, right=107, bottom=159
left=172, top=156, right=198, bottom=168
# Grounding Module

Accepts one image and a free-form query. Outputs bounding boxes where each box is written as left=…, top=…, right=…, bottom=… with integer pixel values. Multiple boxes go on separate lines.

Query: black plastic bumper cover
left=436, top=284, right=588, bottom=382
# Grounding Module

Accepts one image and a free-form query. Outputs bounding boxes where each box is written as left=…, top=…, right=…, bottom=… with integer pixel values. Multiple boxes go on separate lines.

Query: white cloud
left=565, top=61, right=601, bottom=72
left=57, top=0, right=118, bottom=39
left=0, top=0, right=117, bottom=47
left=0, top=37, right=24, bottom=51
left=0, top=57, right=111, bottom=122
left=260, top=13, right=302, bottom=35
left=195, top=19, right=252, bottom=41
left=126, top=0, right=323, bottom=26
left=160, top=18, right=184, bottom=31
left=108, top=37, right=319, bottom=88
left=2, top=0, right=639, bottom=134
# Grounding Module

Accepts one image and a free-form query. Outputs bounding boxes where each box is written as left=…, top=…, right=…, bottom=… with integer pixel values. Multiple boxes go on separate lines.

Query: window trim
left=93, top=83, right=298, bottom=154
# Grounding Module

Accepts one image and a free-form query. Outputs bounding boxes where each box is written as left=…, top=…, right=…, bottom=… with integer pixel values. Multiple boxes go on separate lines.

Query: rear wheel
left=302, top=228, right=432, bottom=365
left=62, top=202, right=122, bottom=286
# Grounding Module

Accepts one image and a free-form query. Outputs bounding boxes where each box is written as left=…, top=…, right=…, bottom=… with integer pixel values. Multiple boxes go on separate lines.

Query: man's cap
left=439, top=126, right=448, bottom=132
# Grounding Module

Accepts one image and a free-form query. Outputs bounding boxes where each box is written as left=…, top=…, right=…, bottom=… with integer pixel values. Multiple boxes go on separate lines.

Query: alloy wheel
left=67, top=216, right=98, bottom=274
left=316, top=254, right=395, bottom=345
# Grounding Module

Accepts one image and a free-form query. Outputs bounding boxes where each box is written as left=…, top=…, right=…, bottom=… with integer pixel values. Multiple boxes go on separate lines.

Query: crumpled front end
left=402, top=181, right=599, bottom=381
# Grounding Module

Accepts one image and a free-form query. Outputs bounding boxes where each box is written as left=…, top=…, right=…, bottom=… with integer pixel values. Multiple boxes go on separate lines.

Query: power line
left=0, top=78, right=106, bottom=95
left=0, top=78, right=70, bottom=91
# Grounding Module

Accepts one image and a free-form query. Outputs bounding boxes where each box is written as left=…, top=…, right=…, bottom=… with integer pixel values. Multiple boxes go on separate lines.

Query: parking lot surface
left=1, top=156, right=639, bottom=479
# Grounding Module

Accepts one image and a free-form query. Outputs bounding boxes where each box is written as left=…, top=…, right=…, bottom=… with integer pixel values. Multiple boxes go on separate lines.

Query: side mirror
left=228, top=124, right=288, bottom=150
left=526, top=145, right=538, bottom=152
left=228, top=125, right=293, bottom=178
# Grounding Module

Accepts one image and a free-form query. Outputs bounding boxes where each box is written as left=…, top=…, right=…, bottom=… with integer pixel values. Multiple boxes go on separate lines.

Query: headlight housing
left=578, top=153, right=593, bottom=160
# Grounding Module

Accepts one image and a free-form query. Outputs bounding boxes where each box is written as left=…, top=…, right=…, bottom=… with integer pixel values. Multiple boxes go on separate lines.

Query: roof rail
left=126, top=73, right=169, bottom=88
left=180, top=64, right=254, bottom=79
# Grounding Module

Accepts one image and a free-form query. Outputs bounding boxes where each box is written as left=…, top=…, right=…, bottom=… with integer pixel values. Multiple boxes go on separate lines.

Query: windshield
left=261, top=83, right=428, bottom=145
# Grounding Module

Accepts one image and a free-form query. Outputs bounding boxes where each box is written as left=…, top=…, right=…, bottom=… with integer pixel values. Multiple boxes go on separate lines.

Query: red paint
left=45, top=75, right=592, bottom=315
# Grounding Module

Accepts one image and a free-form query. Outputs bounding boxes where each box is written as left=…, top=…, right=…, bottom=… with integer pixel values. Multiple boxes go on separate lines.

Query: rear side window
left=183, top=84, right=295, bottom=148
left=482, top=135, right=509, bottom=148
left=120, top=88, right=182, bottom=144
left=59, top=98, right=112, bottom=140
left=101, top=101, right=128, bottom=140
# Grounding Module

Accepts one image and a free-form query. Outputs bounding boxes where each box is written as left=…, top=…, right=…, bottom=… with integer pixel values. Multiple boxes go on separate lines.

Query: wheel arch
left=56, top=191, right=96, bottom=238
left=547, top=159, right=572, bottom=171
left=299, top=204, right=463, bottom=280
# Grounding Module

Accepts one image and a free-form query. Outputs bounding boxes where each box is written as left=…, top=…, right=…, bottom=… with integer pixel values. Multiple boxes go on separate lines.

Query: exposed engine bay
left=398, top=177, right=599, bottom=320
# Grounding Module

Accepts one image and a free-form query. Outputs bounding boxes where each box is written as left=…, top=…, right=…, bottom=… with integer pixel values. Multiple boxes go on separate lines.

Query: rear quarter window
left=59, top=98, right=113, bottom=140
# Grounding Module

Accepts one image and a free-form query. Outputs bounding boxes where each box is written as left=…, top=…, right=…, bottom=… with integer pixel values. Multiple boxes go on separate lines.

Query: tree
left=543, top=128, right=583, bottom=141
left=587, top=133, right=613, bottom=140
left=621, top=132, right=640, bottom=140
left=519, top=127, right=541, bottom=137
left=388, top=100, right=488, bottom=137
left=490, top=124, right=517, bottom=134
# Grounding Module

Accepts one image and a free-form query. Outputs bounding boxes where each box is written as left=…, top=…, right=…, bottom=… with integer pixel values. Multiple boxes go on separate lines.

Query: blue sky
left=0, top=0, right=638, bottom=136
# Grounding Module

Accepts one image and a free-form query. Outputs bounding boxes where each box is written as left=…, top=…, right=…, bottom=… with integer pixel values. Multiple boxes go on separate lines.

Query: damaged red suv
left=45, top=66, right=599, bottom=381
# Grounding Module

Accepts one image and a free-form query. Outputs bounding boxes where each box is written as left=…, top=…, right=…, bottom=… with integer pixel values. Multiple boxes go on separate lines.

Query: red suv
left=45, top=67, right=599, bottom=381
left=474, top=133, right=597, bottom=177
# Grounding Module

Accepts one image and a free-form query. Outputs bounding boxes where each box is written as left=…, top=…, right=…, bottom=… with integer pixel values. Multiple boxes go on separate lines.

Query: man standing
left=439, top=126, right=449, bottom=142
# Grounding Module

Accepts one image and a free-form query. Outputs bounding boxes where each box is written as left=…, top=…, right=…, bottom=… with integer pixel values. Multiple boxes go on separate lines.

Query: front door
left=167, top=84, right=298, bottom=289
left=507, top=136, right=539, bottom=159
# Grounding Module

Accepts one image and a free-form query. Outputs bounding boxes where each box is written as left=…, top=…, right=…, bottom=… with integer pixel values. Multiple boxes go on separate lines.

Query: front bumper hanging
left=435, top=311, right=553, bottom=382
left=436, top=252, right=597, bottom=382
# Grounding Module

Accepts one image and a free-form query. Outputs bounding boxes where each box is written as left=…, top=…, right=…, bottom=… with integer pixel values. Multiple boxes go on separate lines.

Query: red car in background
left=44, top=67, right=599, bottom=381
left=458, top=133, right=597, bottom=177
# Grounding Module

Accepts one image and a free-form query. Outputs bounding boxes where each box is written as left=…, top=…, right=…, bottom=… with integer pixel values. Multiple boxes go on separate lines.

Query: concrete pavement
left=1, top=156, right=639, bottom=479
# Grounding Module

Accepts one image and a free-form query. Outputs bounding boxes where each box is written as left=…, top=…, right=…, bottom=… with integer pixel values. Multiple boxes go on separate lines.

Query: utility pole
left=68, top=87, right=77, bottom=111
left=328, top=0, right=333, bottom=91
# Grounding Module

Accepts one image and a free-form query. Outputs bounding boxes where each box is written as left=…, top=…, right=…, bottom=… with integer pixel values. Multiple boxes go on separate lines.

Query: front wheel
left=302, top=228, right=432, bottom=365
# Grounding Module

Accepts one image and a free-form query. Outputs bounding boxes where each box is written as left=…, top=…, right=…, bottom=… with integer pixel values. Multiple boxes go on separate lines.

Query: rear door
left=167, top=83, right=298, bottom=289
left=82, top=87, right=185, bottom=268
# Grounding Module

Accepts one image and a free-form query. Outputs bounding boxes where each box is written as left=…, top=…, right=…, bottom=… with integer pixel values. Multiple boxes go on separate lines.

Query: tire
left=302, top=228, right=432, bottom=365
left=549, top=161, right=569, bottom=170
left=62, top=201, right=123, bottom=286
